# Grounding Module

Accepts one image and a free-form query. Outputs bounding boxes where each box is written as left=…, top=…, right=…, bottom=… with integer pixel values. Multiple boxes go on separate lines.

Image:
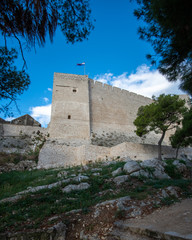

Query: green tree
left=0, top=0, right=94, bottom=113
left=133, top=0, right=192, bottom=95
left=1, top=0, right=94, bottom=49
left=170, top=108, right=192, bottom=158
left=134, top=94, right=186, bottom=160
left=0, top=47, right=30, bottom=116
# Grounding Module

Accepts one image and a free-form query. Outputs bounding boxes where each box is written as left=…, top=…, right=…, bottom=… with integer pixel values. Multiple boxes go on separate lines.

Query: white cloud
left=5, top=117, right=15, bottom=122
left=43, top=97, right=49, bottom=103
left=94, top=65, right=184, bottom=98
left=48, top=88, right=52, bottom=92
left=29, top=104, right=51, bottom=127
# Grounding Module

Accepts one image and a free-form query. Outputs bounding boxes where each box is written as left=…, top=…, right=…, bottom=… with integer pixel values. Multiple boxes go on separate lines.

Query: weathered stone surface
left=123, top=160, right=141, bottom=174
left=57, top=171, right=68, bottom=178
left=0, top=221, right=66, bottom=240
left=72, top=174, right=89, bottom=182
left=113, top=175, right=129, bottom=185
left=62, top=182, right=90, bottom=193
left=130, top=170, right=150, bottom=178
left=92, top=172, right=100, bottom=176
left=112, top=167, right=122, bottom=177
left=141, top=159, right=170, bottom=179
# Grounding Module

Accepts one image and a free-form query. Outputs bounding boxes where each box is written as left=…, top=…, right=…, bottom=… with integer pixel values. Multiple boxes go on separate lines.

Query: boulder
left=130, top=170, right=150, bottom=178
left=72, top=174, right=89, bottom=182
left=62, top=182, right=90, bottom=193
left=123, top=160, right=141, bottom=174
left=113, top=175, right=129, bottom=185
left=112, top=167, right=122, bottom=177
left=141, top=159, right=170, bottom=179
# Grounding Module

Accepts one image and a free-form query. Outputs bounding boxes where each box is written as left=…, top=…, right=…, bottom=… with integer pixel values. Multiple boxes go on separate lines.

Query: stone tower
left=49, top=73, right=90, bottom=139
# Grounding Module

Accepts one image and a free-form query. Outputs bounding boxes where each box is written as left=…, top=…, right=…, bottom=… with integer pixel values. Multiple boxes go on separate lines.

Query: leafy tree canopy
left=170, top=108, right=192, bottom=158
left=0, top=0, right=94, bottom=114
left=134, top=94, right=187, bottom=160
left=0, top=47, right=30, bottom=116
left=1, top=0, right=94, bottom=48
left=134, top=0, right=192, bottom=95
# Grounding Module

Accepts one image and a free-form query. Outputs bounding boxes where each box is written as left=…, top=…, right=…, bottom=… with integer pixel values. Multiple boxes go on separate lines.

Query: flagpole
left=84, top=64, right=85, bottom=75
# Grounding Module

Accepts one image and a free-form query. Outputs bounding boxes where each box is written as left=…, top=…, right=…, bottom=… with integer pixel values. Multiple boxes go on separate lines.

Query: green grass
left=0, top=160, right=192, bottom=233
left=164, top=159, right=182, bottom=179
left=0, top=168, right=62, bottom=200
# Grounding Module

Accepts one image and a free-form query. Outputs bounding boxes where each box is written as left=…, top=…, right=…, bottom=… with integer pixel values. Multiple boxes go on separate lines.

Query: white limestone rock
left=113, top=175, right=129, bottom=185
left=92, top=172, right=100, bottom=176
left=130, top=169, right=150, bottom=178
left=141, top=158, right=170, bottom=179
left=173, top=160, right=187, bottom=173
left=112, top=167, right=122, bottom=177
left=57, top=171, right=68, bottom=178
left=123, top=160, right=141, bottom=174
left=62, top=182, right=90, bottom=193
left=72, top=174, right=89, bottom=182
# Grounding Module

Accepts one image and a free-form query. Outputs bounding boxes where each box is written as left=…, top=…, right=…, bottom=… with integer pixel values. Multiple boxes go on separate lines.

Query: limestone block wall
left=2, top=124, right=47, bottom=137
left=89, top=79, right=165, bottom=146
left=0, top=124, right=48, bottom=154
left=38, top=140, right=110, bottom=168
left=38, top=141, right=192, bottom=169
left=49, top=73, right=90, bottom=139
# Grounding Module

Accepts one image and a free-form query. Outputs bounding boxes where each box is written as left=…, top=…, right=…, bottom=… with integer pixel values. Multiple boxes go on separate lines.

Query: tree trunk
left=158, top=131, right=166, bottom=161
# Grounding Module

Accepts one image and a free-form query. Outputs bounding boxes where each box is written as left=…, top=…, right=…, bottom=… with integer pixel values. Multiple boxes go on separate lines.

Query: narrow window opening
left=68, top=115, right=71, bottom=119
left=73, top=89, right=77, bottom=93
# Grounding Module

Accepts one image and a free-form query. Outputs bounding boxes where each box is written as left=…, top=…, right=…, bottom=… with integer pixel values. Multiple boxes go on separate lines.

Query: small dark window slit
left=73, top=89, right=77, bottom=92
left=68, top=115, right=71, bottom=119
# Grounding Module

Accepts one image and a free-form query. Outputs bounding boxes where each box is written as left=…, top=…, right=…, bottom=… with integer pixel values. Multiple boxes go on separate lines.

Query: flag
left=77, top=62, right=85, bottom=66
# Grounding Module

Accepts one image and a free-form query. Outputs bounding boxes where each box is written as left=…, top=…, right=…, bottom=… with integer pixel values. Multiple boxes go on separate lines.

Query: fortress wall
left=89, top=79, right=162, bottom=146
left=49, top=73, right=90, bottom=139
left=2, top=124, right=47, bottom=137
left=38, top=140, right=192, bottom=169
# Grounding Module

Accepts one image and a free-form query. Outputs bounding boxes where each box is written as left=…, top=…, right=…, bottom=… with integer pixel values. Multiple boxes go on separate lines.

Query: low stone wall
left=0, top=124, right=49, bottom=154
left=38, top=141, right=192, bottom=168
left=38, top=140, right=110, bottom=168
left=2, top=124, right=48, bottom=137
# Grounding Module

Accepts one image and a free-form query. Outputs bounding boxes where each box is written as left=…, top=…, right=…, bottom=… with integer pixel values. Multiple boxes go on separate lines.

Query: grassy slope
left=0, top=160, right=192, bottom=233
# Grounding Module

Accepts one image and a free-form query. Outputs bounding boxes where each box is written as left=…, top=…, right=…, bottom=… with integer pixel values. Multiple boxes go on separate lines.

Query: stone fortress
left=39, top=73, right=191, bottom=168
left=0, top=73, right=191, bottom=168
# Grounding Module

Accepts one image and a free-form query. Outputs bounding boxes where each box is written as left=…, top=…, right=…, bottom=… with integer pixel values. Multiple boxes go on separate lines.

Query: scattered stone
left=141, top=159, right=170, bottom=179
left=0, top=221, right=66, bottom=240
left=0, top=160, right=36, bottom=173
left=113, top=175, right=129, bottom=185
left=161, top=189, right=169, bottom=198
left=0, top=178, right=71, bottom=203
left=166, top=186, right=179, bottom=198
left=91, top=168, right=102, bottom=172
left=112, top=167, right=122, bottom=177
left=173, top=160, right=188, bottom=173
left=123, top=160, right=141, bottom=174
left=82, top=165, right=89, bottom=171
left=72, top=174, right=89, bottom=182
left=62, top=182, right=90, bottom=193
left=103, top=161, right=117, bottom=166
left=57, top=170, right=68, bottom=178
left=97, top=189, right=114, bottom=197
left=65, top=209, right=82, bottom=215
left=92, top=172, right=100, bottom=176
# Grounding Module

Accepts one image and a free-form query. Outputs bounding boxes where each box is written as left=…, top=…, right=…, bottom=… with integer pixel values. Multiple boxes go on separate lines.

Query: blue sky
left=1, top=0, right=184, bottom=126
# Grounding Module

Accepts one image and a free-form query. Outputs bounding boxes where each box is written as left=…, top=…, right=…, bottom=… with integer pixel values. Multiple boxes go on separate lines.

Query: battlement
left=89, top=78, right=152, bottom=103
left=49, top=73, right=153, bottom=143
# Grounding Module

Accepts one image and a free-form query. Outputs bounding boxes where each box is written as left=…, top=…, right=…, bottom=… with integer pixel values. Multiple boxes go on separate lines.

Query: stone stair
left=107, top=221, right=192, bottom=240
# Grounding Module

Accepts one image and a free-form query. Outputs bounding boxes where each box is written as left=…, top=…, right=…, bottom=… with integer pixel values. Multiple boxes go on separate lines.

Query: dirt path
left=123, top=198, right=192, bottom=239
